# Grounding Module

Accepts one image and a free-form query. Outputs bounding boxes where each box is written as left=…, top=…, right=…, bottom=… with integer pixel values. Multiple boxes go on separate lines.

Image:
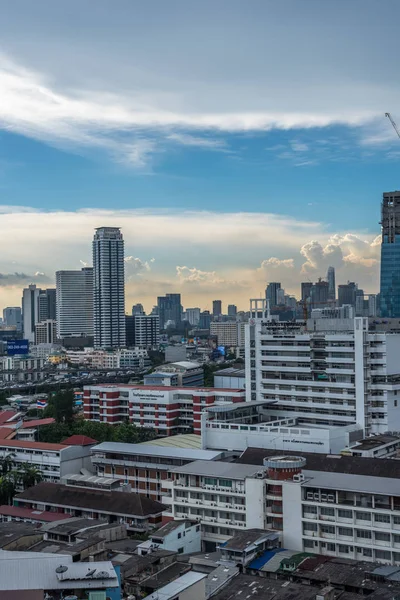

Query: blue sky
left=0, top=0, right=399, bottom=310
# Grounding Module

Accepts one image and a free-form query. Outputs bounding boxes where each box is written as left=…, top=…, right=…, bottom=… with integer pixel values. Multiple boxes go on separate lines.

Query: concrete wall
left=281, top=481, right=303, bottom=551
left=245, top=478, right=265, bottom=529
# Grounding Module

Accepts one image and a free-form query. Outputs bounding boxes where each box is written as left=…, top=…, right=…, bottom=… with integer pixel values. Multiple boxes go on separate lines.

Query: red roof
left=21, top=418, right=55, bottom=429
left=0, top=439, right=66, bottom=451
left=0, top=410, right=18, bottom=425
left=0, top=427, right=15, bottom=440
left=61, top=434, right=97, bottom=446
left=0, top=505, right=71, bottom=522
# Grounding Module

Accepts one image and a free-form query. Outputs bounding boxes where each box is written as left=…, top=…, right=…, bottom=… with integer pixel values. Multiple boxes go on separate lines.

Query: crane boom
left=385, top=112, right=400, bottom=139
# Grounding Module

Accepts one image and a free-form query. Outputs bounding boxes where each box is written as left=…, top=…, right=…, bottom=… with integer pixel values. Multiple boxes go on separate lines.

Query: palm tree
left=20, top=464, right=43, bottom=490
left=0, top=476, right=16, bottom=505
left=0, top=454, right=14, bottom=476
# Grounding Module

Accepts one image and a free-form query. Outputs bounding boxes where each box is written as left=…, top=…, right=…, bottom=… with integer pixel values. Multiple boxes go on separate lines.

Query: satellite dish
left=56, top=565, right=68, bottom=574
left=96, top=571, right=109, bottom=578
left=85, top=569, right=97, bottom=577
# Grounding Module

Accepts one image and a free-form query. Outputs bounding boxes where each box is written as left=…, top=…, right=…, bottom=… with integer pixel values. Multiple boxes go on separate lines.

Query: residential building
left=131, top=313, right=160, bottom=347
left=91, top=442, right=223, bottom=506
left=3, top=307, right=22, bottom=331
left=132, top=303, right=145, bottom=315
left=164, top=345, right=187, bottom=363
left=39, top=288, right=56, bottom=322
left=22, top=284, right=42, bottom=343
left=213, top=368, right=245, bottom=389
left=157, top=294, right=182, bottom=329
left=338, top=281, right=358, bottom=307
left=164, top=460, right=267, bottom=547
left=93, top=226, right=125, bottom=348
left=266, top=282, right=281, bottom=308
left=154, top=361, right=204, bottom=387
left=186, top=308, right=201, bottom=326
left=199, top=311, right=211, bottom=330
left=227, top=304, right=237, bottom=318
left=237, top=450, right=400, bottom=566
left=327, top=266, right=336, bottom=301
left=149, top=519, right=202, bottom=554
left=310, top=279, right=329, bottom=308
left=83, top=384, right=246, bottom=433
left=117, top=348, right=151, bottom=370
left=126, top=314, right=135, bottom=346
left=144, top=572, right=207, bottom=600
left=245, top=311, right=400, bottom=435
left=218, top=529, right=279, bottom=566
left=380, top=190, right=400, bottom=317
left=56, top=267, right=94, bottom=338
left=0, top=438, right=94, bottom=485
left=34, top=319, right=57, bottom=345
left=213, top=300, right=222, bottom=317
left=15, top=481, right=166, bottom=532
left=210, top=322, right=239, bottom=347
left=301, top=282, right=313, bottom=302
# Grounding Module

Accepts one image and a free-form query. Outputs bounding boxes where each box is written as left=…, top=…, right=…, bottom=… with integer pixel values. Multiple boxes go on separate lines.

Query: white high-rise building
left=56, top=268, right=94, bottom=338
left=245, top=302, right=400, bottom=435
left=132, top=313, right=160, bottom=347
left=93, top=227, right=125, bottom=349
left=22, top=284, right=42, bottom=342
left=186, top=308, right=201, bottom=326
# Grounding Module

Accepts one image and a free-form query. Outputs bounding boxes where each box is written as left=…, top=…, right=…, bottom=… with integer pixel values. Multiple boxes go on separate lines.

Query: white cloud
left=258, top=257, right=295, bottom=271
left=176, top=266, right=225, bottom=285
left=167, top=133, right=228, bottom=150
left=125, top=256, right=153, bottom=277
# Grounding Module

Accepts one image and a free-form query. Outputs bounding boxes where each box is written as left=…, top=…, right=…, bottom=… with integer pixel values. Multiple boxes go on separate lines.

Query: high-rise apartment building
left=210, top=322, right=239, bottom=347
left=227, top=304, right=237, bottom=317
left=3, top=307, right=22, bottom=331
left=380, top=190, right=400, bottom=317
left=265, top=282, right=281, bottom=308
left=35, top=319, right=57, bottom=345
left=199, top=311, right=211, bottom=330
left=245, top=311, right=400, bottom=435
left=131, top=313, right=160, bottom=347
left=310, top=278, right=329, bottom=308
left=327, top=266, right=336, bottom=301
left=22, top=284, right=42, bottom=342
left=212, top=300, right=222, bottom=317
left=157, top=294, right=182, bottom=329
left=338, top=281, right=358, bottom=307
left=186, top=308, right=201, bottom=326
left=93, top=227, right=125, bottom=349
left=301, top=282, right=313, bottom=302
left=56, top=268, right=94, bottom=338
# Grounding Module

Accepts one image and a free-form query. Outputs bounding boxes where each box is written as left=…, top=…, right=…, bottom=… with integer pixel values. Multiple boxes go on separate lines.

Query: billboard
left=7, top=339, right=29, bottom=355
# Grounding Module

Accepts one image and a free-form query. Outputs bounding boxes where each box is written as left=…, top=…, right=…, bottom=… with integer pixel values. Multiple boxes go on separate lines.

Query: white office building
left=93, top=227, right=125, bottom=348
left=56, top=268, right=93, bottom=338
left=186, top=308, right=201, bottom=326
left=245, top=309, right=400, bottom=435
left=132, top=313, right=160, bottom=347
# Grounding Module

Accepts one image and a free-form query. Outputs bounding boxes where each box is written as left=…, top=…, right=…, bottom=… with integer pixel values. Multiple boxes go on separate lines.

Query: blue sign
left=7, top=339, right=29, bottom=355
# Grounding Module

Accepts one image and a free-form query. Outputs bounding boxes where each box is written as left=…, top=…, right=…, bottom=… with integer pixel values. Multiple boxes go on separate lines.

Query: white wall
left=245, top=478, right=265, bottom=529
left=214, top=375, right=245, bottom=389
left=152, top=522, right=201, bottom=554
left=281, top=481, right=303, bottom=551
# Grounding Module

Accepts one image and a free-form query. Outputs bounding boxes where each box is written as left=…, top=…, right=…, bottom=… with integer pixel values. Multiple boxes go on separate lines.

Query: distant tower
left=380, top=191, right=400, bottom=317
left=265, top=282, right=281, bottom=308
left=93, top=227, right=125, bottom=348
left=327, top=266, right=336, bottom=301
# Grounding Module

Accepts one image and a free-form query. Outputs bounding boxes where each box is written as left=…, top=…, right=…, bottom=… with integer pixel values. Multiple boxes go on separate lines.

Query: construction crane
left=385, top=112, right=400, bottom=139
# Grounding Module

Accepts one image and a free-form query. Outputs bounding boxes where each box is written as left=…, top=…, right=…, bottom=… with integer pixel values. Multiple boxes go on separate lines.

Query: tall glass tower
left=380, top=191, right=400, bottom=317
left=93, top=227, right=126, bottom=348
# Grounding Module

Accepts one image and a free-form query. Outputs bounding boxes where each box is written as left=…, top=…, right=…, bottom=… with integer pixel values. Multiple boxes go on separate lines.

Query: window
left=320, top=507, right=335, bottom=517
left=178, top=547, right=184, bottom=554
left=338, top=527, right=353, bottom=537
left=338, top=509, right=352, bottom=519
left=327, top=543, right=336, bottom=552
left=321, top=525, right=335, bottom=534
left=356, top=529, right=371, bottom=539
left=375, top=514, right=390, bottom=524
left=355, top=512, right=371, bottom=521
left=204, top=478, right=218, bottom=486
left=219, top=479, right=233, bottom=488
left=375, top=550, right=391, bottom=560
left=375, top=532, right=390, bottom=542
left=338, top=545, right=351, bottom=554
left=177, top=532, right=182, bottom=539
left=196, top=525, right=200, bottom=532
left=304, top=539, right=314, bottom=548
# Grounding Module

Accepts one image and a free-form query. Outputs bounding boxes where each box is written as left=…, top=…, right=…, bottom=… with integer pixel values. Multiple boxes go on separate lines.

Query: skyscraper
left=227, top=304, right=237, bottom=317
left=265, top=282, right=281, bottom=308
left=93, top=227, right=125, bottom=348
left=56, top=268, right=94, bottom=338
left=301, top=282, right=313, bottom=302
left=338, top=282, right=358, bottom=307
left=327, top=266, right=336, bottom=301
left=380, top=191, right=400, bottom=317
left=310, top=279, right=329, bottom=308
left=157, top=294, right=182, bottom=329
left=22, top=284, right=42, bottom=342
left=212, top=300, right=222, bottom=316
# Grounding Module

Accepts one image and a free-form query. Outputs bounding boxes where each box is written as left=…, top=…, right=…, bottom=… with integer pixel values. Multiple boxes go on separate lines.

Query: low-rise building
left=84, top=384, right=245, bottom=434
left=0, top=438, right=94, bottom=486
left=344, top=433, right=400, bottom=458
left=91, top=442, right=224, bottom=507
left=15, top=481, right=166, bottom=532
left=217, top=529, right=279, bottom=566
left=144, top=571, right=207, bottom=600
left=154, top=361, right=204, bottom=387
left=148, top=519, right=202, bottom=554
left=213, top=367, right=245, bottom=389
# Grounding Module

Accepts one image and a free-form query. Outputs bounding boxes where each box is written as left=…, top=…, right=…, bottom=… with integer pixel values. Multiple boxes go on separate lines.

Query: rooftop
left=140, top=433, right=202, bottom=450
left=221, top=529, right=278, bottom=552
left=0, top=521, right=43, bottom=548
left=91, top=441, right=223, bottom=461
left=42, top=517, right=108, bottom=535
left=0, top=410, right=18, bottom=425
left=304, top=469, right=400, bottom=495
left=16, top=482, right=167, bottom=517
left=214, top=368, right=246, bottom=377
left=152, top=519, right=197, bottom=538
left=21, top=418, right=55, bottom=428
left=0, top=505, right=71, bottom=522
left=167, top=360, right=202, bottom=369
left=210, top=573, right=323, bottom=600
left=350, top=434, right=400, bottom=451
left=145, top=571, right=207, bottom=600
left=0, top=439, right=66, bottom=451
left=170, top=459, right=263, bottom=479
left=207, top=400, right=275, bottom=413
left=61, top=434, right=98, bottom=446
left=237, top=447, right=400, bottom=479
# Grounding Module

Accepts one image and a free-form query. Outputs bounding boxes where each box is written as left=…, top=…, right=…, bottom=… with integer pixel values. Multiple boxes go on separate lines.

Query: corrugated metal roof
left=91, top=441, right=222, bottom=460
left=140, top=434, right=202, bottom=449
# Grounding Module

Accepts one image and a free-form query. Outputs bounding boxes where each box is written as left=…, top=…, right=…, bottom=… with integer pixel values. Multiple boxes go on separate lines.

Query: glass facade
left=380, top=237, right=400, bottom=317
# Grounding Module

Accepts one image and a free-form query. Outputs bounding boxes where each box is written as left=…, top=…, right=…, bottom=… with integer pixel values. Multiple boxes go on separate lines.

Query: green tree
left=44, top=390, right=74, bottom=424
left=0, top=476, right=16, bottom=505
left=0, top=454, right=14, bottom=477
left=20, top=464, right=43, bottom=490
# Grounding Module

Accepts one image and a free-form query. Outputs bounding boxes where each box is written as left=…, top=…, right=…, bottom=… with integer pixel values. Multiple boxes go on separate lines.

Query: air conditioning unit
left=327, top=495, right=335, bottom=502
left=293, top=474, right=305, bottom=483
left=314, top=494, right=320, bottom=500
left=321, top=494, right=328, bottom=502
left=307, top=492, right=314, bottom=500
